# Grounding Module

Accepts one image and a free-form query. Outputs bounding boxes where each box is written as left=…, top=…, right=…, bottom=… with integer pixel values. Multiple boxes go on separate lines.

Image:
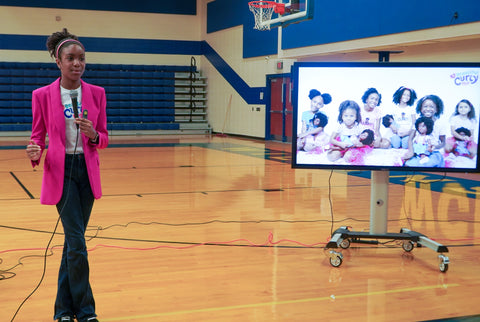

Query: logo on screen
left=450, top=71, right=479, bottom=86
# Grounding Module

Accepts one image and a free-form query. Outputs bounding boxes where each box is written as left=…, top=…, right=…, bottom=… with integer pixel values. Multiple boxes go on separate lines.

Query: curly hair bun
left=46, top=28, right=80, bottom=58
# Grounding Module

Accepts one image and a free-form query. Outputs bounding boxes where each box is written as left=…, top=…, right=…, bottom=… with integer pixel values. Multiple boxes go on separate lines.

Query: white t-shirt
left=334, top=122, right=364, bottom=146
left=392, top=105, right=416, bottom=133
left=432, top=116, right=449, bottom=139
left=60, top=85, right=83, bottom=154
left=360, top=107, right=381, bottom=132
left=450, top=114, right=477, bottom=136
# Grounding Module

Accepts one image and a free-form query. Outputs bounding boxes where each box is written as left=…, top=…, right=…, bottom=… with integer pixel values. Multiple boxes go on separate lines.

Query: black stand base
left=325, top=226, right=450, bottom=272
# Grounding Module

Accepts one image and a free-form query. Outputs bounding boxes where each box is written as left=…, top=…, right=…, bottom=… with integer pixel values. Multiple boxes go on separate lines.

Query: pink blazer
left=30, top=78, right=108, bottom=205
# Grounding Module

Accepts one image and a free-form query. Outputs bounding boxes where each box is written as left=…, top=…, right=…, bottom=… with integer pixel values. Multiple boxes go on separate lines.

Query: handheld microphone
left=70, top=90, right=79, bottom=128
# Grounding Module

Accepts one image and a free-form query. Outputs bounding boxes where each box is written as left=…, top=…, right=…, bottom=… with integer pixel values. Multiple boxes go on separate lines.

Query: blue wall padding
left=207, top=0, right=249, bottom=33
left=0, top=34, right=46, bottom=51
left=243, top=27, right=278, bottom=59
left=0, top=34, right=204, bottom=56
left=81, top=38, right=203, bottom=55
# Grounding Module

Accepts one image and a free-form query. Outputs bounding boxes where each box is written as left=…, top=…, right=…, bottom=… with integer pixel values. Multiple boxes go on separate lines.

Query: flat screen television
left=291, top=62, right=480, bottom=172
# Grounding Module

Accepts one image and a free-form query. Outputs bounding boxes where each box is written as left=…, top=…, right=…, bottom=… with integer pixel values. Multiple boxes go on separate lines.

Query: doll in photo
left=297, top=111, right=329, bottom=152
left=343, top=129, right=375, bottom=164
left=403, top=116, right=437, bottom=165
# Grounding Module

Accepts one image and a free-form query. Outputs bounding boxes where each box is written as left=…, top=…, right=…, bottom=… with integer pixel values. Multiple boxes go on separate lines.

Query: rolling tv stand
left=325, top=170, right=450, bottom=272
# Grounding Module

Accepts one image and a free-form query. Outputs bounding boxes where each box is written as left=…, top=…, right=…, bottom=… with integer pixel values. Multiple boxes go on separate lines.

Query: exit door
left=266, top=74, right=293, bottom=142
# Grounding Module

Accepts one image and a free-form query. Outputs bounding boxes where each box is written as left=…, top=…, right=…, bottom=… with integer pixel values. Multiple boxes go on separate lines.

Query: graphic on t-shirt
left=63, top=102, right=82, bottom=119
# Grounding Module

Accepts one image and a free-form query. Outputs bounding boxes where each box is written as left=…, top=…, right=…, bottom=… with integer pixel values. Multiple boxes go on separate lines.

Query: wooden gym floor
left=1, top=134, right=479, bottom=321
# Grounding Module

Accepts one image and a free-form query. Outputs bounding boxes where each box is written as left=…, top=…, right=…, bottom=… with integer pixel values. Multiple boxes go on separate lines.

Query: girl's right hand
left=26, top=140, right=41, bottom=161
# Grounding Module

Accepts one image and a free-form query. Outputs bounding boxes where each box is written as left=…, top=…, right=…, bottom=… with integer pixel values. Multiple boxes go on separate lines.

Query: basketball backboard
left=249, top=0, right=313, bottom=30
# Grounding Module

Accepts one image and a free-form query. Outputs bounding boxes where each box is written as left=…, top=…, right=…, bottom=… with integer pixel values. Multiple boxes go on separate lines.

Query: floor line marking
left=101, top=283, right=460, bottom=321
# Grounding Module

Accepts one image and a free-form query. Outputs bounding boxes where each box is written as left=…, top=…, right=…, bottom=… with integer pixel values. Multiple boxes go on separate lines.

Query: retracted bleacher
left=0, top=61, right=209, bottom=134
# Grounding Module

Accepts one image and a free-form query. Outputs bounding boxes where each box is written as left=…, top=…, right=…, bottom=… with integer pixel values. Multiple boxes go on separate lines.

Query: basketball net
left=248, top=1, right=277, bottom=30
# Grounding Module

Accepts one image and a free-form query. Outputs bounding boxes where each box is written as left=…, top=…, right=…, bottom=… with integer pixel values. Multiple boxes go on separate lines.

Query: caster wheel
left=330, top=255, right=343, bottom=267
left=402, top=240, right=414, bottom=252
left=439, top=262, right=449, bottom=273
left=339, top=238, right=350, bottom=249
left=439, top=254, right=450, bottom=273
left=329, top=250, right=343, bottom=267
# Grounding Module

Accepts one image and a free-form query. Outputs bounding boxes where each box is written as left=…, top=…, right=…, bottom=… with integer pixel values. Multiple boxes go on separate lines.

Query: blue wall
left=282, top=0, right=480, bottom=49
left=0, top=0, right=196, bottom=14
left=206, top=0, right=480, bottom=58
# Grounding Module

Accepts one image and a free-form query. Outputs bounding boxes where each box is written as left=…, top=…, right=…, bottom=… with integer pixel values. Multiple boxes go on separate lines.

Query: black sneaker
left=58, top=317, right=74, bottom=322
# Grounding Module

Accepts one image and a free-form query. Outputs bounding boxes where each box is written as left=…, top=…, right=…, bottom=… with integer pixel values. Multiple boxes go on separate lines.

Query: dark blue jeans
left=54, top=154, right=96, bottom=322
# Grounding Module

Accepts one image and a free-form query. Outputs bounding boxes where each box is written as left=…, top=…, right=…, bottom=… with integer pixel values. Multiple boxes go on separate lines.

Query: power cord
left=328, top=170, right=334, bottom=235
left=10, top=129, right=80, bottom=322
left=10, top=217, right=61, bottom=321
left=0, top=258, right=16, bottom=280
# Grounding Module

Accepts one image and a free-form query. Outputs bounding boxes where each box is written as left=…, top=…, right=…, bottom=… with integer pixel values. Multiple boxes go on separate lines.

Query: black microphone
left=70, top=90, right=79, bottom=128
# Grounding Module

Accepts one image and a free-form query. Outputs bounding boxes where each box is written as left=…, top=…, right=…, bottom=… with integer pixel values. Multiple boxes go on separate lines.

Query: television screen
left=291, top=62, right=480, bottom=172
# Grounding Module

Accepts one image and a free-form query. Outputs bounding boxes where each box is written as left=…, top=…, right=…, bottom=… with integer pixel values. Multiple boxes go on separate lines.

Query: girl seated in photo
left=328, top=100, right=372, bottom=163
left=297, top=89, right=332, bottom=144
left=403, top=94, right=447, bottom=167
left=444, top=99, right=477, bottom=159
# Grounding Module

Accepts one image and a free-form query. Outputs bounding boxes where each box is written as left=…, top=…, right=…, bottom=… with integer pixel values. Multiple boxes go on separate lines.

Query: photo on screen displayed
left=291, top=62, right=480, bottom=172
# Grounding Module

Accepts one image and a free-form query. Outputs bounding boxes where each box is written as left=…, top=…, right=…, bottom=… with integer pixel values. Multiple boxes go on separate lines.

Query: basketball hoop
left=248, top=1, right=285, bottom=30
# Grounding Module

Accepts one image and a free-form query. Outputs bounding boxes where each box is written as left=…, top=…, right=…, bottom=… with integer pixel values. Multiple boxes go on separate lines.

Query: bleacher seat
left=0, top=61, right=207, bottom=133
